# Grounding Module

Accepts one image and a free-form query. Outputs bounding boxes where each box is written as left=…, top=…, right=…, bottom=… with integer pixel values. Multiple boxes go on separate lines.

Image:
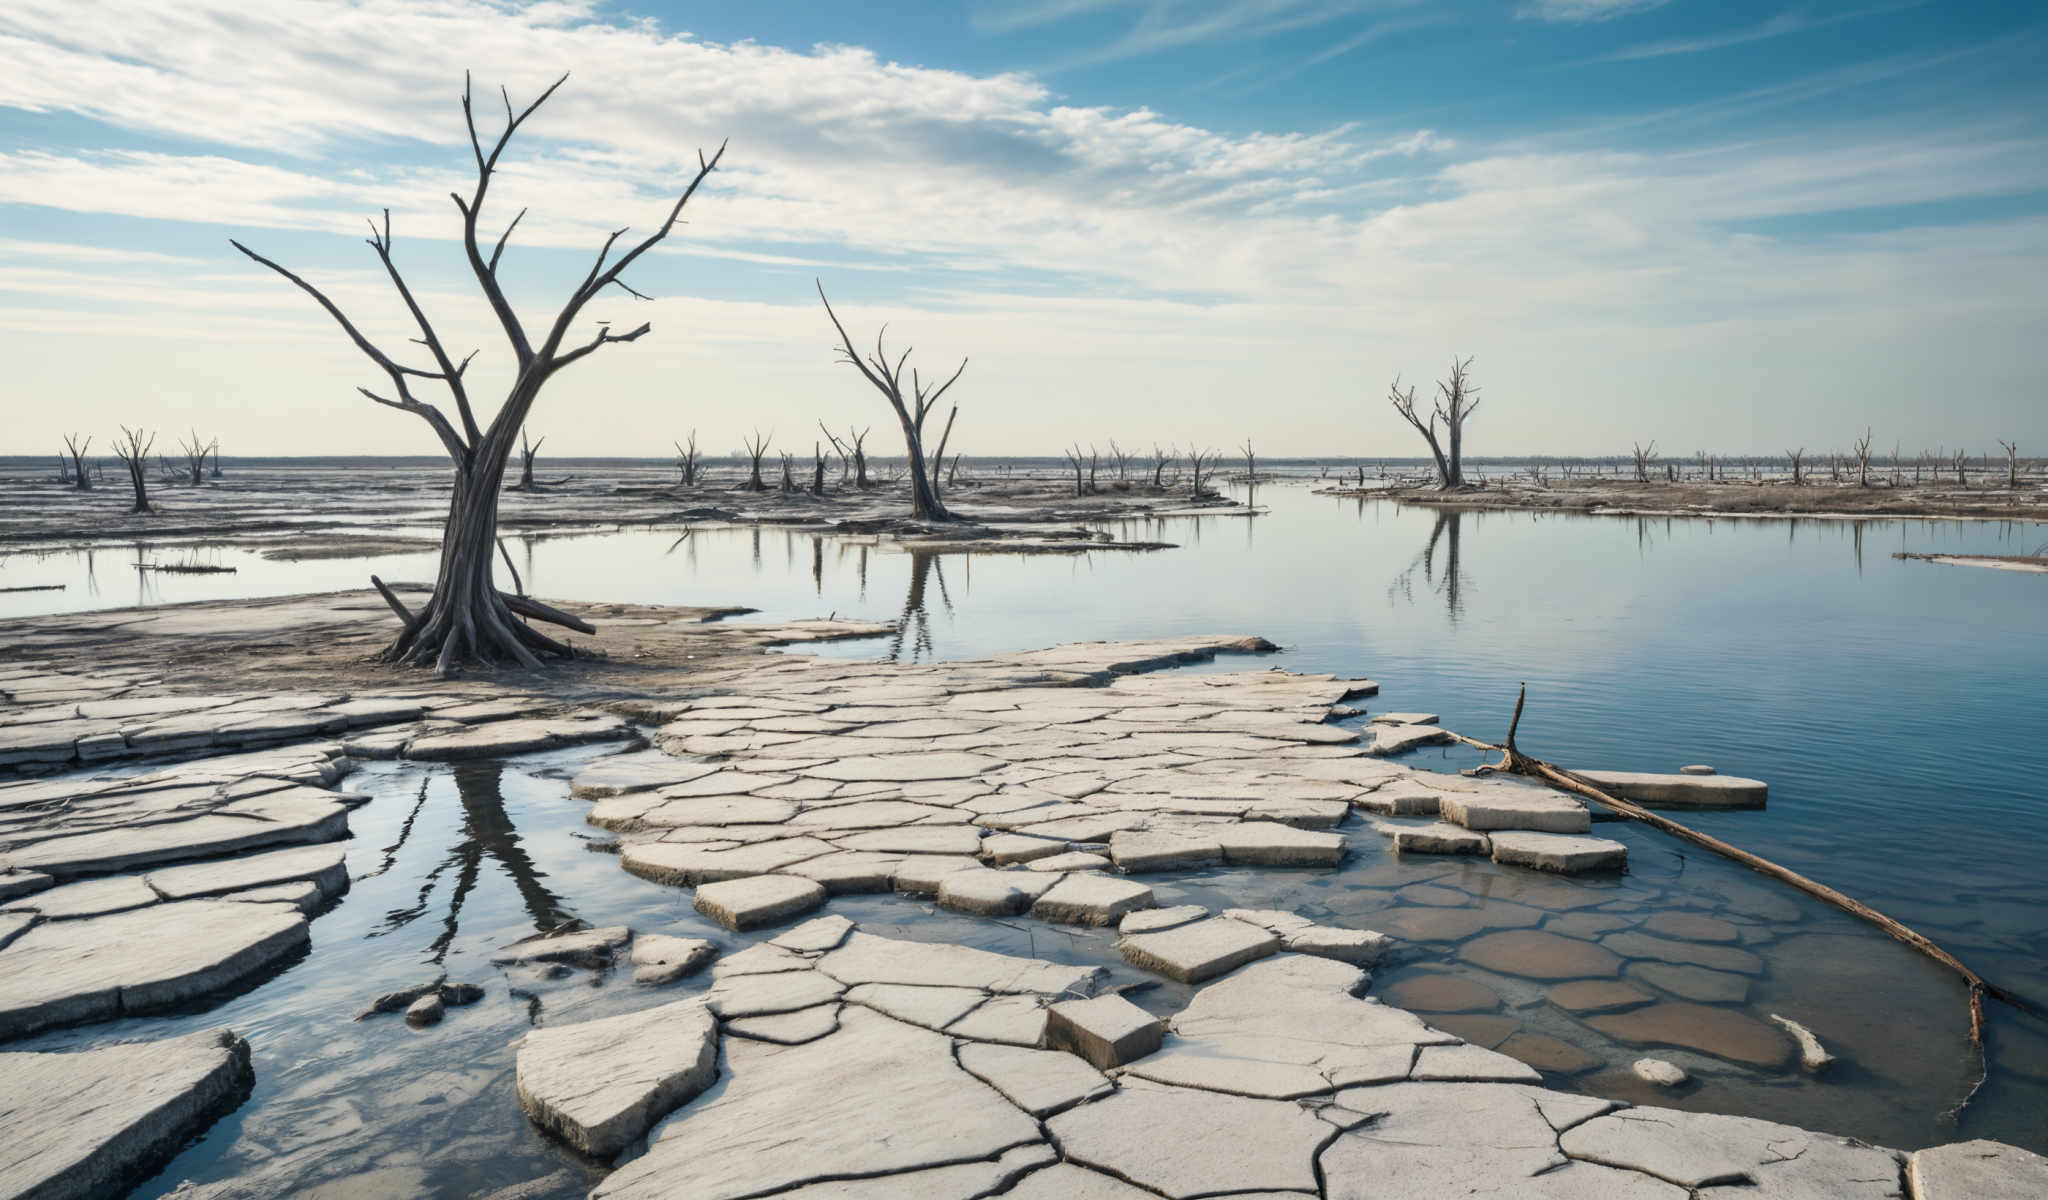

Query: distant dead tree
left=1630, top=441, right=1658, bottom=483
left=1063, top=444, right=1089, bottom=497
left=1151, top=445, right=1176, bottom=487
left=819, top=422, right=851, bottom=483
left=811, top=442, right=827, bottom=495
left=1997, top=439, right=2019, bottom=489
left=1851, top=427, right=1873, bottom=487
left=1388, top=358, right=1480, bottom=489
left=846, top=426, right=872, bottom=488
left=740, top=430, right=772, bottom=491
left=1087, top=445, right=1100, bottom=492
left=1187, top=446, right=1217, bottom=498
left=177, top=430, right=214, bottom=485
left=1240, top=438, right=1256, bottom=481
left=209, top=443, right=223, bottom=479
left=816, top=283, right=963, bottom=522
left=62, top=434, right=92, bottom=491
left=674, top=432, right=699, bottom=485
left=1107, top=440, right=1132, bottom=481
left=511, top=430, right=545, bottom=491
left=1785, top=447, right=1806, bottom=485
left=233, top=72, right=726, bottom=671
left=112, top=426, right=155, bottom=513
left=778, top=451, right=799, bottom=493
left=1954, top=450, right=1968, bottom=488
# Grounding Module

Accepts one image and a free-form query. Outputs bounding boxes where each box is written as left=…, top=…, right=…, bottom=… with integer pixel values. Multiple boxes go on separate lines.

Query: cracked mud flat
left=0, top=590, right=2041, bottom=1198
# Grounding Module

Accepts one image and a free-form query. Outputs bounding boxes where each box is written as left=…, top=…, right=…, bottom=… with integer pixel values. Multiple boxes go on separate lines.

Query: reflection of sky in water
left=6, top=482, right=2047, bottom=1188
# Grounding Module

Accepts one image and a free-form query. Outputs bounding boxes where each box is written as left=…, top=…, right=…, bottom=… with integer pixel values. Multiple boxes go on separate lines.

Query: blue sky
left=0, top=0, right=2042, bottom=457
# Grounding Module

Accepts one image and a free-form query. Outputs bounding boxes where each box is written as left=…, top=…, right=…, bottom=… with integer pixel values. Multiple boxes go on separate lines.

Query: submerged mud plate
left=1575, top=769, right=1767, bottom=810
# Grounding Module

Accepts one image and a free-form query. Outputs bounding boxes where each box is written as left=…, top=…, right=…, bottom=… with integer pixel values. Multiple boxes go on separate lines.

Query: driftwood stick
left=1456, top=684, right=2043, bottom=1119
left=501, top=592, right=595, bottom=634
left=496, top=538, right=524, bottom=596
left=369, top=574, right=415, bottom=626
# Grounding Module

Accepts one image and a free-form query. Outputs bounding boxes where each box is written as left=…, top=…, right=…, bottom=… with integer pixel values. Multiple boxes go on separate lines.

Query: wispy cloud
left=1581, top=2, right=1926, bottom=65
left=1518, top=0, right=1668, bottom=24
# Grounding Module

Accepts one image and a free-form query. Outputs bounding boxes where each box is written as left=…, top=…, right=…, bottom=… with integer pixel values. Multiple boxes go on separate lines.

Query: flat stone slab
left=594, top=1007, right=1041, bottom=1200
left=958, top=1041, right=1112, bottom=1115
left=1907, top=1139, right=2048, bottom=1200
left=405, top=713, right=632, bottom=760
left=0, top=1028, right=252, bottom=1200
left=1213, top=821, right=1344, bottom=867
left=632, top=935, right=717, bottom=986
left=1440, top=788, right=1591, bottom=834
left=0, top=899, right=308, bottom=1038
left=1049, top=1079, right=1331, bottom=1197
left=490, top=925, right=632, bottom=968
left=1030, top=873, right=1156, bottom=926
left=1561, top=1106, right=1901, bottom=1196
left=516, top=997, right=719, bottom=1159
left=1577, top=769, right=1767, bottom=810
left=1367, top=723, right=1453, bottom=756
left=1119, top=904, right=1208, bottom=934
left=1488, top=831, right=1628, bottom=873
left=1118, top=917, right=1281, bottom=983
left=937, top=869, right=1056, bottom=917
left=571, top=754, right=719, bottom=798
left=1390, top=821, right=1489, bottom=855
left=1108, top=829, right=1221, bottom=872
left=1046, top=993, right=1164, bottom=1069
left=807, top=752, right=1003, bottom=782
left=694, top=875, right=827, bottom=931
left=1222, top=908, right=1389, bottom=965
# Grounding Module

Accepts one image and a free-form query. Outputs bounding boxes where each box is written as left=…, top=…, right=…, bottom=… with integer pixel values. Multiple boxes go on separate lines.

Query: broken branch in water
left=1455, top=683, right=2043, bottom=1120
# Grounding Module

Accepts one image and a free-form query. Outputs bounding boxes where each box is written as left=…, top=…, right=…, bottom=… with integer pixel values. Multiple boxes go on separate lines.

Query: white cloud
left=1518, top=0, right=1668, bottom=23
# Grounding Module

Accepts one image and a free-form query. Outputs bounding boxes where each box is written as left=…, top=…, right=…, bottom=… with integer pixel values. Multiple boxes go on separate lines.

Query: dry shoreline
left=1321, top=478, right=2048, bottom=523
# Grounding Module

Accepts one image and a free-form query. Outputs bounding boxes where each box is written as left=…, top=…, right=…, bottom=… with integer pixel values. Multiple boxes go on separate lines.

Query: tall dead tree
left=1785, top=447, right=1806, bottom=485
left=177, top=430, right=214, bottom=485
left=1107, top=440, right=1131, bottom=481
left=820, top=423, right=851, bottom=483
left=1240, top=438, right=1256, bottom=481
left=816, top=283, right=964, bottom=522
left=62, top=435, right=92, bottom=491
left=234, top=73, right=726, bottom=672
left=1954, top=450, right=1968, bottom=487
left=811, top=442, right=827, bottom=496
left=674, top=432, right=699, bottom=485
left=847, top=427, right=871, bottom=489
left=1188, top=446, right=1217, bottom=498
left=1388, top=378, right=1450, bottom=488
left=778, top=451, right=799, bottom=494
left=1630, top=440, right=1657, bottom=483
left=1851, top=427, right=1873, bottom=487
left=1997, top=439, right=2019, bottom=489
left=1063, top=444, right=1089, bottom=496
left=1152, top=445, right=1176, bottom=487
left=112, top=427, right=155, bottom=514
left=513, top=430, right=544, bottom=490
left=740, top=431, right=772, bottom=491
left=209, top=443, right=222, bottom=479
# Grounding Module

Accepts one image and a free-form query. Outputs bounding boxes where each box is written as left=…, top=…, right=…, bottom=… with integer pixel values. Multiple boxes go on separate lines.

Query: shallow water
left=7, top=476, right=2047, bottom=1191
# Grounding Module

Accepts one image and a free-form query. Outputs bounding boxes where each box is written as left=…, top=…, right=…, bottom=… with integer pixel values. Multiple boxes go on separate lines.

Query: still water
left=4, top=479, right=2045, bottom=1194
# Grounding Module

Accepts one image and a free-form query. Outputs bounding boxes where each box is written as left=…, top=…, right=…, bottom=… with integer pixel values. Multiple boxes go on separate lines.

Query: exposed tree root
left=1456, top=684, right=2045, bottom=1121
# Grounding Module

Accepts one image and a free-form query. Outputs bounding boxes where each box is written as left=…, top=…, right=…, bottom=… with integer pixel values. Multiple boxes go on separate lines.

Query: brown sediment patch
left=1583, top=1000, right=1793, bottom=1069
left=1377, top=973, right=1503, bottom=1013
left=1461, top=930, right=1624, bottom=980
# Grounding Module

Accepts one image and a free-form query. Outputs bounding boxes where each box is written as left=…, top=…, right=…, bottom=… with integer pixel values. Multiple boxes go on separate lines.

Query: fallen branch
left=502, top=592, right=596, bottom=635
left=1457, top=684, right=2043, bottom=1119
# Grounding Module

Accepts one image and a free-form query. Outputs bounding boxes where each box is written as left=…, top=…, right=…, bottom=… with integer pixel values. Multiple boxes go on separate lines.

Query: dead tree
left=811, top=442, right=827, bottom=496
left=1851, top=427, right=1873, bottom=487
left=1063, top=444, right=1089, bottom=496
left=1188, top=446, right=1217, bottom=498
left=209, top=443, right=222, bottom=479
left=1107, top=440, right=1131, bottom=481
left=1955, top=450, right=1968, bottom=487
left=740, top=430, right=772, bottom=491
left=511, top=430, right=545, bottom=490
left=1388, top=378, right=1450, bottom=488
left=820, top=422, right=851, bottom=483
left=233, top=72, right=726, bottom=671
left=62, top=435, right=92, bottom=491
left=925, top=405, right=959, bottom=510
left=1630, top=440, right=1657, bottom=483
left=1998, top=440, right=2019, bottom=489
left=674, top=432, right=699, bottom=485
left=1087, top=445, right=1099, bottom=492
left=778, top=452, right=799, bottom=493
left=816, top=283, right=964, bottom=521
left=847, top=427, right=871, bottom=488
left=177, top=430, right=213, bottom=485
left=1240, top=438, right=1256, bottom=481
left=1432, top=357, right=1481, bottom=486
left=1151, top=445, right=1176, bottom=487
left=1785, top=447, right=1806, bottom=485
left=112, top=426, right=155, bottom=513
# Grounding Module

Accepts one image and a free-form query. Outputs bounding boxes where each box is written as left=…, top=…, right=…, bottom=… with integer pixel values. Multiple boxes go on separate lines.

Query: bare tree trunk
left=1631, top=441, right=1657, bottom=482
left=515, top=430, right=543, bottom=490
left=113, top=427, right=155, bottom=513
left=817, top=286, right=961, bottom=522
left=1188, top=447, right=1215, bottom=498
left=741, top=431, right=771, bottom=491
left=63, top=434, right=92, bottom=491
left=1998, top=440, right=2018, bottom=489
left=1785, top=448, right=1805, bottom=485
left=1064, top=445, right=1087, bottom=497
left=811, top=442, right=827, bottom=496
left=674, top=432, right=698, bottom=485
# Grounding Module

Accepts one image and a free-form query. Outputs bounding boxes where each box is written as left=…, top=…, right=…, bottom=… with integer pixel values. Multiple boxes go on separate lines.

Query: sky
left=1, top=0, right=2043, bottom=459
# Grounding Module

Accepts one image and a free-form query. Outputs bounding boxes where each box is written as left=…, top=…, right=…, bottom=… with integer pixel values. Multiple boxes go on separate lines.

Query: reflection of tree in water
left=888, top=551, right=953, bottom=663
left=369, top=760, right=573, bottom=964
left=1388, top=511, right=1469, bottom=620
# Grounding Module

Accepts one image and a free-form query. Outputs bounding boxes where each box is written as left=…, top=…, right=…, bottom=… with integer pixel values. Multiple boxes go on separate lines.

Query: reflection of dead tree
left=1997, top=440, right=2019, bottom=489
left=233, top=73, right=723, bottom=671
left=1062, top=445, right=1089, bottom=496
left=1460, top=684, right=2045, bottom=1122
left=62, top=435, right=92, bottom=491
left=1187, top=446, right=1217, bottom=498
left=1785, top=447, right=1805, bottom=485
left=112, top=427, right=155, bottom=514
left=1389, top=510, right=1467, bottom=619
left=740, top=430, right=772, bottom=491
left=375, top=760, right=576, bottom=964
left=888, top=551, right=951, bottom=663
left=674, top=432, right=698, bottom=485
left=178, top=430, right=215, bottom=485
left=1630, top=441, right=1657, bottom=483
left=1388, top=357, right=1479, bottom=488
left=1151, top=445, right=1176, bottom=487
left=817, top=283, right=963, bottom=521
